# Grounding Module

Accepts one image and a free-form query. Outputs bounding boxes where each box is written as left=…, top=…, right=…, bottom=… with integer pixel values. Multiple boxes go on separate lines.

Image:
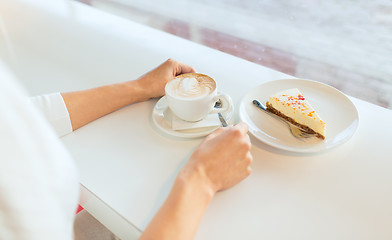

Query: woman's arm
left=61, top=59, right=195, bottom=130
left=140, top=123, right=253, bottom=240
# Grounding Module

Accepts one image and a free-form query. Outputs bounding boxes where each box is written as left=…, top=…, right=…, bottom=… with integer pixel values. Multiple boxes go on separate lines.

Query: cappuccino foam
left=167, top=75, right=215, bottom=98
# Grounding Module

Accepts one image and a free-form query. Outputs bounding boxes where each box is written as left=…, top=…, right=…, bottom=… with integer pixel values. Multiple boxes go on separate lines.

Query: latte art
left=178, top=78, right=203, bottom=97
left=166, top=74, right=215, bottom=98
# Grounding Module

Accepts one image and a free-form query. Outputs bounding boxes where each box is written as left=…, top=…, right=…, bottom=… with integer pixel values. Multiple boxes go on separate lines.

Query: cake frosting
left=266, top=88, right=326, bottom=139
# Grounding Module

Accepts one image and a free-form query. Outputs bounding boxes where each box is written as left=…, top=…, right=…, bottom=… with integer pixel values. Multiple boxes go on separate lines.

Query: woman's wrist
left=140, top=159, right=215, bottom=240
left=177, top=164, right=216, bottom=202
left=120, top=80, right=152, bottom=103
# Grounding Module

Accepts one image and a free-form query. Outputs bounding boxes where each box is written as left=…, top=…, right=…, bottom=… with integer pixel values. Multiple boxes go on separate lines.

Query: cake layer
left=266, top=88, right=326, bottom=139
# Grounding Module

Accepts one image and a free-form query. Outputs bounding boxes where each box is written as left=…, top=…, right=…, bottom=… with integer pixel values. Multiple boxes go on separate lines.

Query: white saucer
left=152, top=96, right=234, bottom=138
left=239, top=79, right=359, bottom=153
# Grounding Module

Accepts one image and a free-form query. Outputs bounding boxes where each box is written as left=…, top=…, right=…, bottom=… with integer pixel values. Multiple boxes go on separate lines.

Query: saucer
left=152, top=96, right=234, bottom=138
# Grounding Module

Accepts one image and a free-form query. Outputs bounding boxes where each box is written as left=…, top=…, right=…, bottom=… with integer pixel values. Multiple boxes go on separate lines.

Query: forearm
left=140, top=169, right=214, bottom=240
left=61, top=59, right=195, bottom=131
left=61, top=80, right=147, bottom=130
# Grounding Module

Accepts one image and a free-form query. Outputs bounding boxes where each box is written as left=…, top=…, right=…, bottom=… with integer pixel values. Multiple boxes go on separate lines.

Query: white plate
left=152, top=96, right=234, bottom=138
left=239, top=79, right=359, bottom=153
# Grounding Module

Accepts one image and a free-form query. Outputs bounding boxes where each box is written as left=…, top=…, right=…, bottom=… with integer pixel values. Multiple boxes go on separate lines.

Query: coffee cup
left=165, top=73, right=230, bottom=122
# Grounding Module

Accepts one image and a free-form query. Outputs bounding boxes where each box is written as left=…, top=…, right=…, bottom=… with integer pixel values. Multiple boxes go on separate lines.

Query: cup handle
left=211, top=93, right=231, bottom=114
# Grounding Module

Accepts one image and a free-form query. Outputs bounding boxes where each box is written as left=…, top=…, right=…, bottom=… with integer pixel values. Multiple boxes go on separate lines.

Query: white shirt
left=0, top=61, right=79, bottom=240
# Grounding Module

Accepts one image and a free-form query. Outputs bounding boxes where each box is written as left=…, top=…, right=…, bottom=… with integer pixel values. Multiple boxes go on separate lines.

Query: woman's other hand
left=135, top=59, right=196, bottom=101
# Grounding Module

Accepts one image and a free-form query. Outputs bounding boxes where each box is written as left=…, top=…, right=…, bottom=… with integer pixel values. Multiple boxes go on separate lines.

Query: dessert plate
left=152, top=95, right=234, bottom=138
left=239, top=79, right=359, bottom=153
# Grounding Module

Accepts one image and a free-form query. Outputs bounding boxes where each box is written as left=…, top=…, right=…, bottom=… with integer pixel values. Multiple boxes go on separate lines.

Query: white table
left=2, top=1, right=392, bottom=239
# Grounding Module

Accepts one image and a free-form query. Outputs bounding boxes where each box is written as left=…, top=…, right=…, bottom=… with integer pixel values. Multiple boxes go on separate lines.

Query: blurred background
left=74, top=0, right=392, bottom=109
left=0, top=2, right=389, bottom=240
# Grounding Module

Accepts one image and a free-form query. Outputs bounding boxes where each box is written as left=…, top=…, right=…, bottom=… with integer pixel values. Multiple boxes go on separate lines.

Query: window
left=78, top=0, right=392, bottom=109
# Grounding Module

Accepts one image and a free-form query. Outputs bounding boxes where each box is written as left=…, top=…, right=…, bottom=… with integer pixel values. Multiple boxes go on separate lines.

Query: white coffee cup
left=165, top=73, right=230, bottom=122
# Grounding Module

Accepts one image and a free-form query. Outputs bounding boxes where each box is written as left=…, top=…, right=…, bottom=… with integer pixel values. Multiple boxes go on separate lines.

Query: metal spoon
left=215, top=100, right=228, bottom=127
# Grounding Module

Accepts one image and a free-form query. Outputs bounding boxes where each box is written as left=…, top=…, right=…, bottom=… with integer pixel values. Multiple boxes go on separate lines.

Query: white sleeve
left=30, top=93, right=73, bottom=137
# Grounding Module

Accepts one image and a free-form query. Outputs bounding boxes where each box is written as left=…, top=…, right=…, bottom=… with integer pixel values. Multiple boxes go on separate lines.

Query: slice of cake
left=266, top=88, right=326, bottom=139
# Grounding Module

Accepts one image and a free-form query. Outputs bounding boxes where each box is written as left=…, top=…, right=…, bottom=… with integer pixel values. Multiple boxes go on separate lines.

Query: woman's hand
left=140, top=122, right=252, bottom=240
left=180, top=122, right=253, bottom=196
left=135, top=59, right=196, bottom=101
